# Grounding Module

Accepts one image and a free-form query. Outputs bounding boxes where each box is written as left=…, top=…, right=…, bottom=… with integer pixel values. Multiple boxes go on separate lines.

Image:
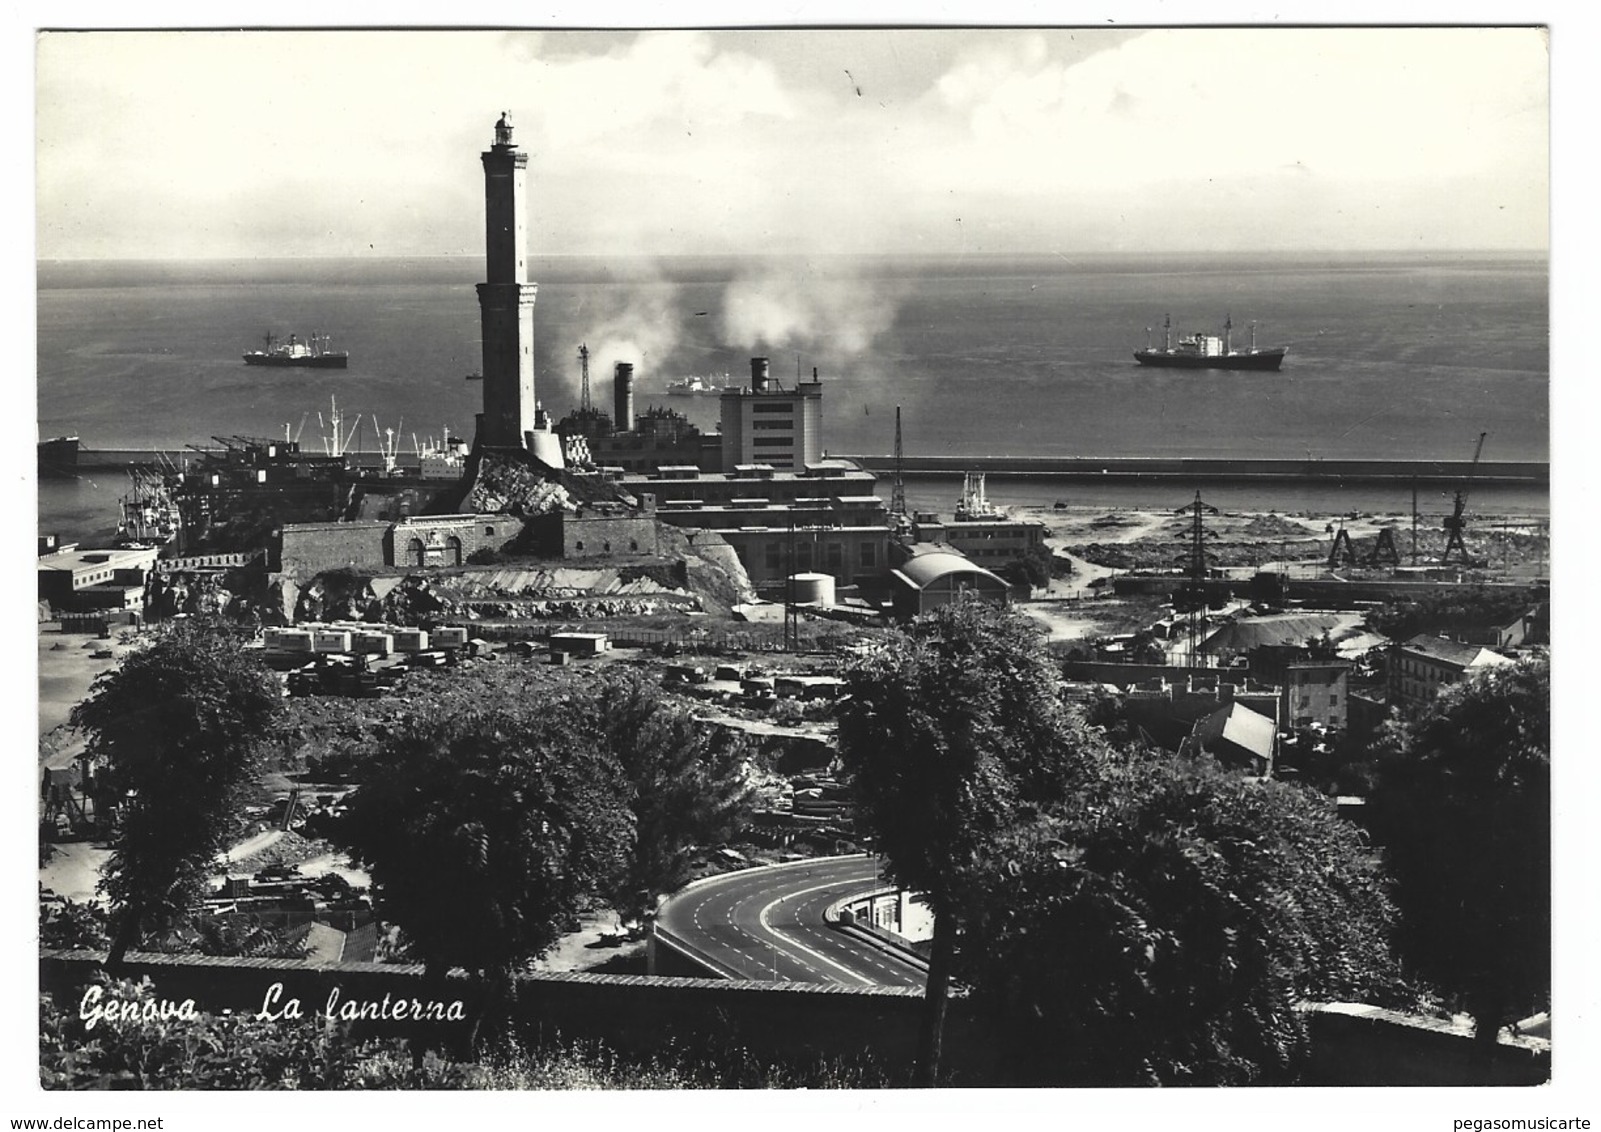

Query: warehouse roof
left=894, top=551, right=1007, bottom=590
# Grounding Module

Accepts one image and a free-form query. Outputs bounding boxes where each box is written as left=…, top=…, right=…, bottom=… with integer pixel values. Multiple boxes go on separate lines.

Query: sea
left=35, top=251, right=1550, bottom=542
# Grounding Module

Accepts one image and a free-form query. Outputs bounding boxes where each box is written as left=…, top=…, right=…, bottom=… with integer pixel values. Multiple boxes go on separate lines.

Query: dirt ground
left=1008, top=501, right=1547, bottom=644
left=37, top=627, right=138, bottom=742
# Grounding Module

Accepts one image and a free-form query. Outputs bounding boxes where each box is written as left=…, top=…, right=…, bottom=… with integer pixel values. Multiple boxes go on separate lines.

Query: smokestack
left=614, top=362, right=635, bottom=432
left=750, top=356, right=770, bottom=393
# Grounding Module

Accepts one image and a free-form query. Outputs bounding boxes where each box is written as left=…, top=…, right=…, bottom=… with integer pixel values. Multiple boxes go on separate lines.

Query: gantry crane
left=1439, top=431, right=1488, bottom=566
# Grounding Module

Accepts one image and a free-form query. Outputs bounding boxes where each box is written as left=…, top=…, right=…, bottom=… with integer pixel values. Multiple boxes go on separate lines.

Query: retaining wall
left=39, top=951, right=1548, bottom=1086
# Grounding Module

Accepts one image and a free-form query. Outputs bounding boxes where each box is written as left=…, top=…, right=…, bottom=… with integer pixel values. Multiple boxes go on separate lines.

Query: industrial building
left=37, top=546, right=158, bottom=613
left=719, top=358, right=824, bottom=472
left=905, top=474, right=1048, bottom=578
left=888, top=549, right=1010, bottom=618
left=555, top=348, right=722, bottom=474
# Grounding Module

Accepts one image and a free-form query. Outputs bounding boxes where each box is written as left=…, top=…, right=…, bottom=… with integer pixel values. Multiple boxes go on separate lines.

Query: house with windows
left=1249, top=646, right=1352, bottom=730
left=1389, top=632, right=1514, bottom=715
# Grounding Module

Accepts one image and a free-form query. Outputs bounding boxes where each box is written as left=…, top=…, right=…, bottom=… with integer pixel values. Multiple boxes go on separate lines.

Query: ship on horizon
left=1133, top=315, right=1287, bottom=371
left=243, top=331, right=349, bottom=368
left=665, top=374, right=737, bottom=396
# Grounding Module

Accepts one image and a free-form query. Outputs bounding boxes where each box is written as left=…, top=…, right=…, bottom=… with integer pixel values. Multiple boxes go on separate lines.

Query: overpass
left=651, top=856, right=926, bottom=988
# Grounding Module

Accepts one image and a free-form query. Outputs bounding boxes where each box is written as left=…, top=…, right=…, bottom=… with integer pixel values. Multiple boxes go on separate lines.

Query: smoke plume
left=719, top=265, right=906, bottom=357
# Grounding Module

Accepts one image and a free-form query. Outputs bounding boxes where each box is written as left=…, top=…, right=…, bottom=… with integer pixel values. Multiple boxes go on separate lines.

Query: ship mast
left=1163, top=313, right=1172, bottom=352
left=1223, top=314, right=1232, bottom=355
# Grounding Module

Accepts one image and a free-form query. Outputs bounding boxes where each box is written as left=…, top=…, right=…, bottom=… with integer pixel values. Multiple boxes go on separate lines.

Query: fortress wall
left=278, top=522, right=389, bottom=576
left=563, top=513, right=660, bottom=558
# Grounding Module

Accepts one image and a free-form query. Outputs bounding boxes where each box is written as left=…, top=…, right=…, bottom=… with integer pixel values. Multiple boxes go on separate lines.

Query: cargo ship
left=666, top=374, right=736, bottom=396
left=242, top=332, right=349, bottom=368
left=1133, top=315, right=1286, bottom=371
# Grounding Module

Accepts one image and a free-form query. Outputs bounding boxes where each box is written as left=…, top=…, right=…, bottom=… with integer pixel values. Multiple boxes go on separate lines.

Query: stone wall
left=39, top=950, right=991, bottom=1082
left=278, top=521, right=390, bottom=576
left=39, top=951, right=1549, bottom=1086
left=562, top=512, right=660, bottom=559
left=278, top=516, right=525, bottom=577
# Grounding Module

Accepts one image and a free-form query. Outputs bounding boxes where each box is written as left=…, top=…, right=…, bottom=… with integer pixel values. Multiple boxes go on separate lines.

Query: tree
left=1368, top=657, right=1550, bottom=1048
left=951, top=754, right=1407, bottom=1085
left=333, top=699, right=631, bottom=1052
left=836, top=597, right=1108, bottom=1084
left=69, top=620, right=285, bottom=969
left=584, top=672, right=757, bottom=924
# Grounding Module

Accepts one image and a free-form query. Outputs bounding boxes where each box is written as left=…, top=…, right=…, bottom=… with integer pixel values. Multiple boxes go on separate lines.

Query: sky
left=34, top=25, right=1550, bottom=260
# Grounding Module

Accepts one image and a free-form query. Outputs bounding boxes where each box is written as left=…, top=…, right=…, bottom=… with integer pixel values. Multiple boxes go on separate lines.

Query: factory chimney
left=614, top=362, right=635, bottom=433
left=751, top=356, right=770, bottom=393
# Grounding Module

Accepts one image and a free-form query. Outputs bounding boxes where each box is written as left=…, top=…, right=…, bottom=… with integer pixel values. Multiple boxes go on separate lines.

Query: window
left=860, top=542, right=876, bottom=567
left=485, top=526, right=495, bottom=536
left=753, top=437, right=793, bottom=447
left=765, top=543, right=782, bottom=570
left=574, top=540, right=584, bottom=553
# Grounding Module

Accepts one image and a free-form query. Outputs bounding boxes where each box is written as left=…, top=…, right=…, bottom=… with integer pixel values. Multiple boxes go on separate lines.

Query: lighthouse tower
left=476, top=112, right=539, bottom=449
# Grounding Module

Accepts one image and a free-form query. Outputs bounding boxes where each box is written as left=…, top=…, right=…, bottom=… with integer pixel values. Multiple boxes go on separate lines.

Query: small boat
left=243, top=331, right=349, bottom=368
left=1133, top=315, right=1286, bottom=371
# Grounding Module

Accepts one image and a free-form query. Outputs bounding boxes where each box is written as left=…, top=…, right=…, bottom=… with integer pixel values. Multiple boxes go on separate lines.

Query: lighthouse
left=476, top=112, right=540, bottom=449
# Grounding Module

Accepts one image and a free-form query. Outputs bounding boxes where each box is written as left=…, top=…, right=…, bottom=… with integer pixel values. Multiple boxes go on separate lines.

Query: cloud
left=35, top=28, right=1549, bottom=258
left=920, top=28, right=1548, bottom=192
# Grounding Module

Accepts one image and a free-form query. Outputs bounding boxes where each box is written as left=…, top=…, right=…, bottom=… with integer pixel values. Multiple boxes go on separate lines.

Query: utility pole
left=785, top=510, right=799, bottom=651
left=890, top=405, right=907, bottom=520
left=1410, top=480, right=1420, bottom=566
left=1174, top=491, right=1219, bottom=668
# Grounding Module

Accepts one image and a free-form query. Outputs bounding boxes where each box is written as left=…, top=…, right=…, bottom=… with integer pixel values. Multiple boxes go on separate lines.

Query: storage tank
left=789, top=572, right=835, bottom=608
left=750, top=356, right=770, bottom=393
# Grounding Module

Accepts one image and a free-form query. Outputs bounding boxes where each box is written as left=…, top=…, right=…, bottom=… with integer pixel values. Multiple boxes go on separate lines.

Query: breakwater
left=71, top=448, right=1548, bottom=487
left=841, top=454, right=1547, bottom=487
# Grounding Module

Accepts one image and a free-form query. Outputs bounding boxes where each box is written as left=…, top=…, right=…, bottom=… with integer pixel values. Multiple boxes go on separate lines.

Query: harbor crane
left=1439, top=431, right=1488, bottom=566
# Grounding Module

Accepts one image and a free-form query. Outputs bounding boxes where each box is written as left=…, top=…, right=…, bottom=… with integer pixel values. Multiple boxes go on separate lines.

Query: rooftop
left=1401, top=632, right=1515, bottom=669
left=893, top=551, right=1008, bottom=589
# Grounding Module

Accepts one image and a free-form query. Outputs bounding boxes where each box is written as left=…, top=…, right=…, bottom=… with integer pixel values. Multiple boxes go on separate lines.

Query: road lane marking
left=758, top=881, right=878, bottom=985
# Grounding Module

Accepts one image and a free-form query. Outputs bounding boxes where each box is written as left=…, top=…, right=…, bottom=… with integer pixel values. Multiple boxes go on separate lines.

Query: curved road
left=657, top=856, right=926, bottom=988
